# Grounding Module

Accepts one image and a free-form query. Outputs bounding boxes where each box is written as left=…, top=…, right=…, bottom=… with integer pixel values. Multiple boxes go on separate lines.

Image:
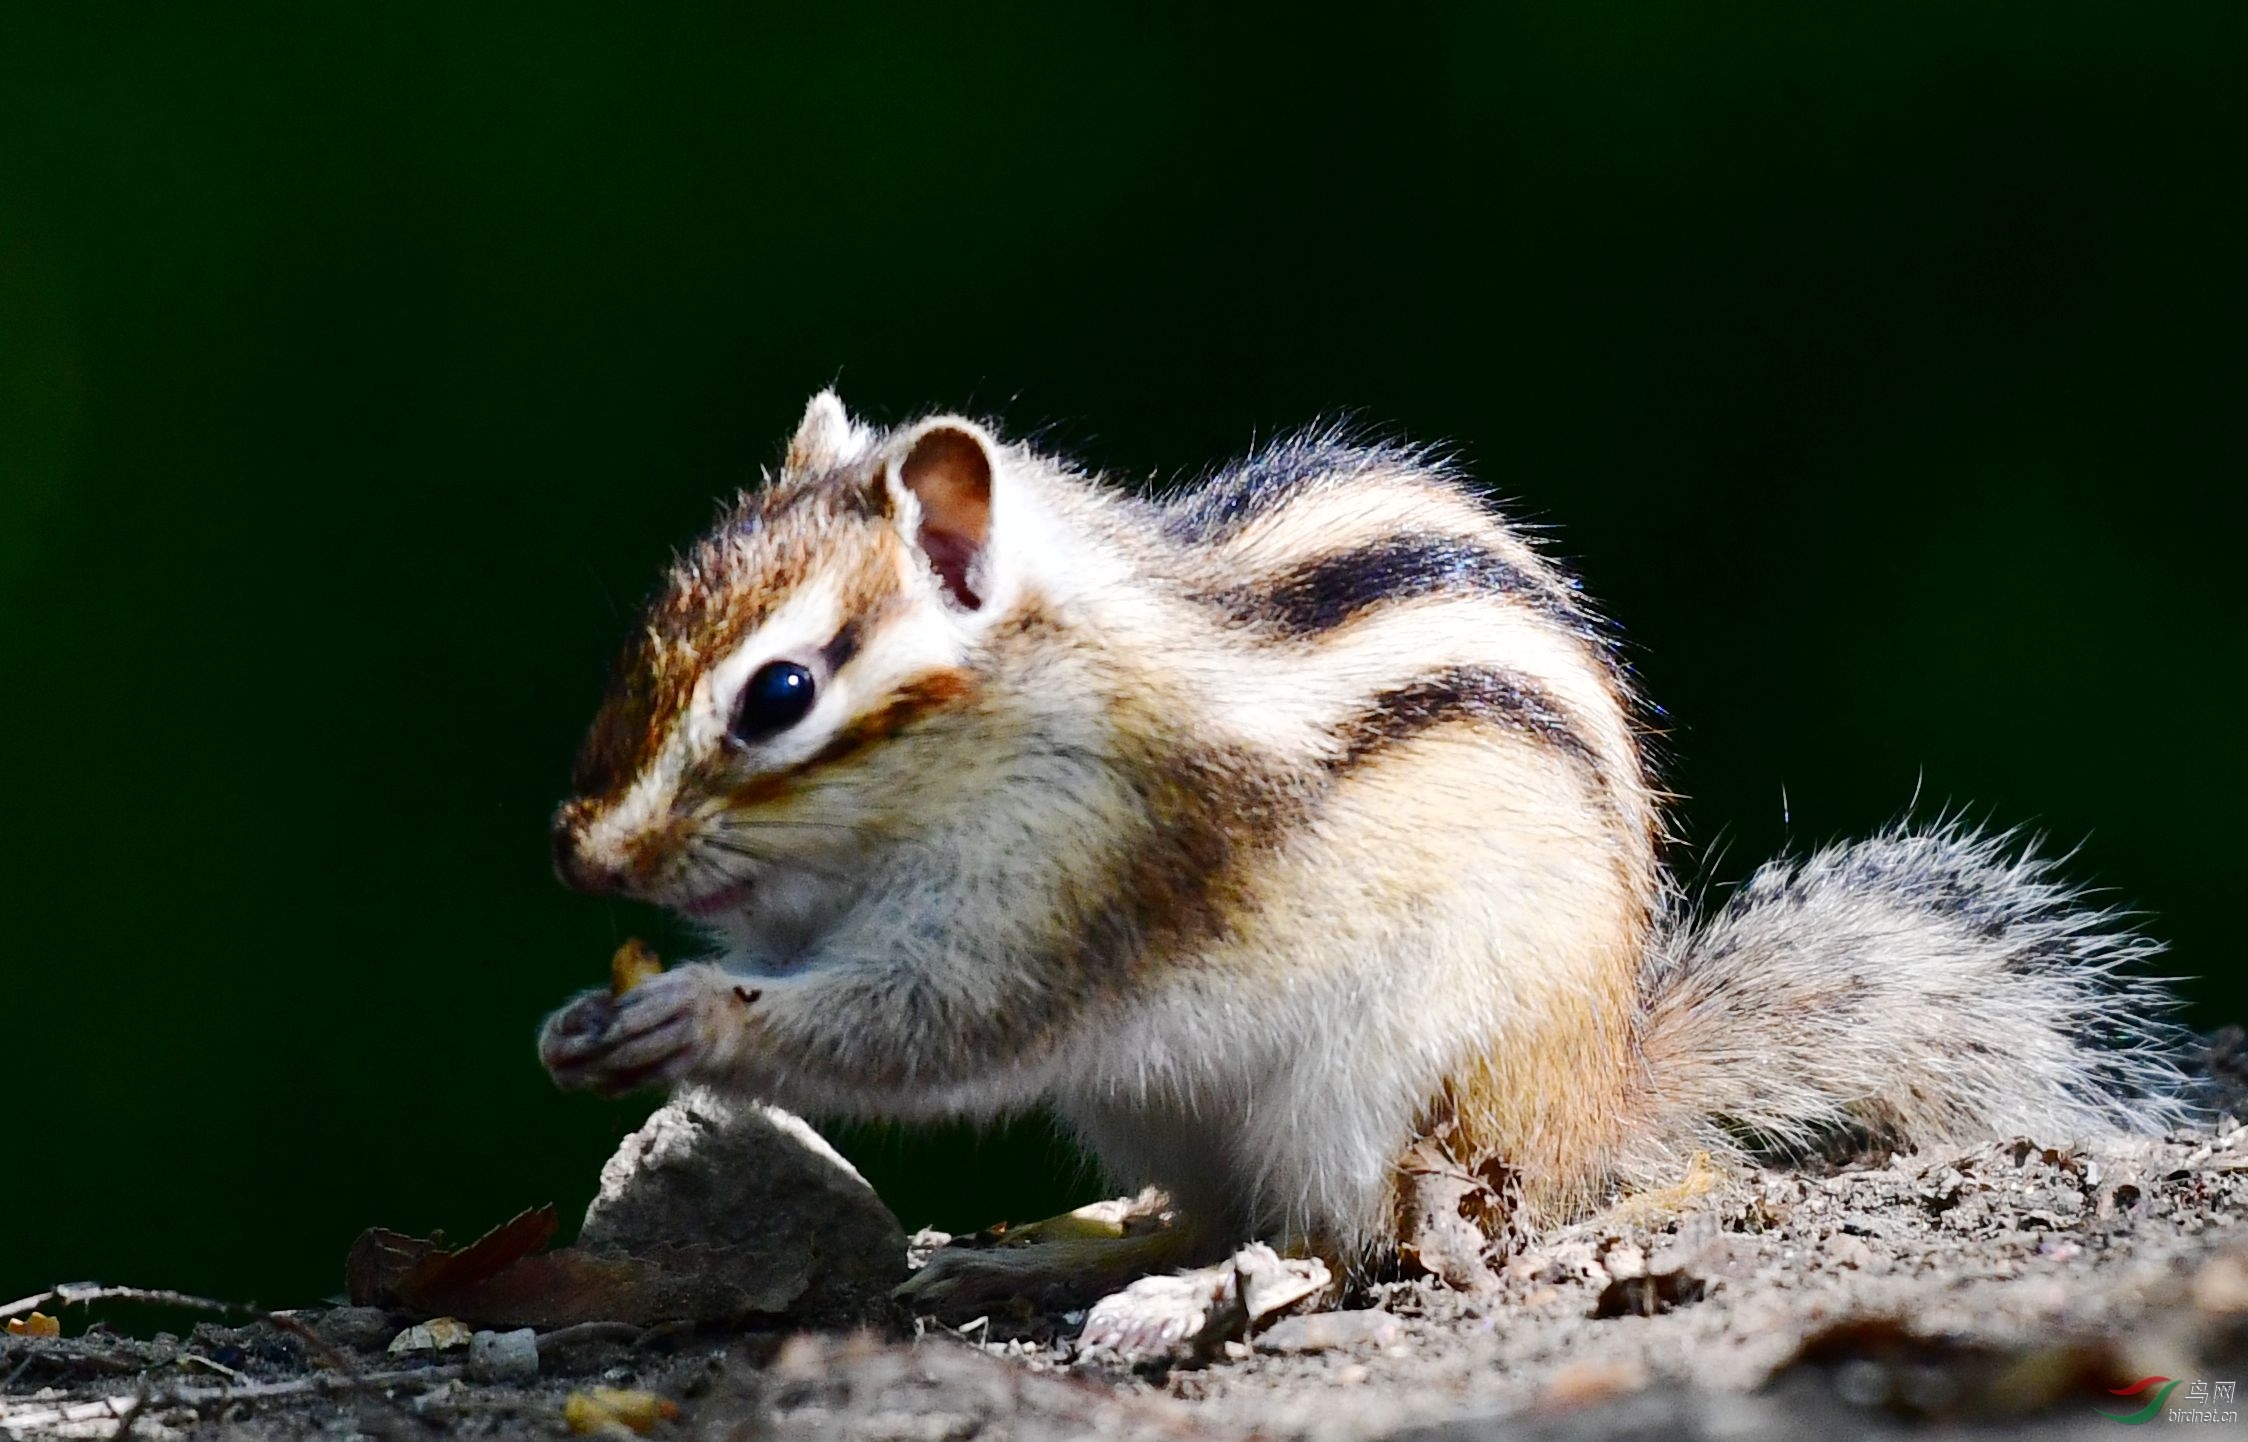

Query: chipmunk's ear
left=786, top=389, right=868, bottom=473
left=886, top=418, right=995, bottom=611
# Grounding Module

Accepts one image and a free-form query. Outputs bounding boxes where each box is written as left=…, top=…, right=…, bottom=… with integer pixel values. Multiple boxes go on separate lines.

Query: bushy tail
left=1619, top=822, right=2196, bottom=1188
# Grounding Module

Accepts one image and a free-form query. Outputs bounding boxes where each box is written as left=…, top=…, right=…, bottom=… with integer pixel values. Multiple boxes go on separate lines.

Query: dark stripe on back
left=1071, top=666, right=1619, bottom=980
left=1158, top=432, right=1433, bottom=544
left=1201, top=533, right=1589, bottom=638
left=1331, top=665, right=1608, bottom=785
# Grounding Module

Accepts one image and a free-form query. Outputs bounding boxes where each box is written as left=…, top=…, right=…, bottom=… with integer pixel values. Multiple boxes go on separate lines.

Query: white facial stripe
left=837, top=596, right=968, bottom=713
left=697, top=576, right=848, bottom=772
left=576, top=577, right=847, bottom=875
left=696, top=563, right=974, bottom=783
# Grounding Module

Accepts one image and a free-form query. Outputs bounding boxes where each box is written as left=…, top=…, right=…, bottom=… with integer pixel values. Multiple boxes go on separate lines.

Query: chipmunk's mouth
left=676, top=878, right=758, bottom=918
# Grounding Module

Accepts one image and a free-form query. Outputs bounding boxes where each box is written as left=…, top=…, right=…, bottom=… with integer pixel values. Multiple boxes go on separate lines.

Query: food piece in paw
left=610, top=937, right=665, bottom=996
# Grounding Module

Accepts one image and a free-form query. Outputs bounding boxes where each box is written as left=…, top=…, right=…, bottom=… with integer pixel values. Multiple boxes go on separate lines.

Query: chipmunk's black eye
left=730, top=661, right=816, bottom=742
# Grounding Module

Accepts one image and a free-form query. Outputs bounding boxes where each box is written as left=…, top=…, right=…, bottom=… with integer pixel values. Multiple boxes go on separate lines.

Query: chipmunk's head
left=551, top=390, right=1032, bottom=952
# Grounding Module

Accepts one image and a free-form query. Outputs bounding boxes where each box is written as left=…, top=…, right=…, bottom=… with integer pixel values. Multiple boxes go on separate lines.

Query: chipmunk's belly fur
left=1056, top=728, right=1653, bottom=1253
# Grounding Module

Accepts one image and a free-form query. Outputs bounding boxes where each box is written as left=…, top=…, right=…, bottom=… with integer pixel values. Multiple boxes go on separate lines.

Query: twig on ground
left=175, top=1353, right=250, bottom=1385
left=2, top=1292, right=58, bottom=1321
left=634, top=1320, right=700, bottom=1350
left=534, top=1321, right=645, bottom=1351
left=102, top=1384, right=146, bottom=1442
left=0, top=1366, right=466, bottom=1435
left=3, top=1283, right=441, bottom=1435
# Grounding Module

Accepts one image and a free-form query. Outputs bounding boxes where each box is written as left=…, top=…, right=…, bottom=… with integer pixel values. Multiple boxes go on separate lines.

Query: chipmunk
left=539, top=391, right=2190, bottom=1313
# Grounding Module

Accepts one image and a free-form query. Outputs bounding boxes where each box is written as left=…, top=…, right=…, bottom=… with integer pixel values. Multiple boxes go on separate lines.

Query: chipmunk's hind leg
left=893, top=1192, right=1218, bottom=1321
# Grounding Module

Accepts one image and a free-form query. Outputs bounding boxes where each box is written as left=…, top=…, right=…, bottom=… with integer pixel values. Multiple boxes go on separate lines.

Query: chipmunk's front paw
left=538, top=965, right=746, bottom=1096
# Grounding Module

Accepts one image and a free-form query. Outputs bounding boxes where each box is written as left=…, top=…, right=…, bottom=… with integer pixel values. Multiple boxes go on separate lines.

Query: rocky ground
left=11, top=1109, right=2248, bottom=1440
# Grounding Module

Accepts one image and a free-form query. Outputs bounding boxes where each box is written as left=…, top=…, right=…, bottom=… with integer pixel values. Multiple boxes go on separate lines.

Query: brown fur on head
left=565, top=466, right=890, bottom=810
left=549, top=391, right=1007, bottom=940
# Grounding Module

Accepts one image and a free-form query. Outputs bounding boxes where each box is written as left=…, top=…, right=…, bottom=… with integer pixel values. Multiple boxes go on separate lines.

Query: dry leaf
left=611, top=938, right=663, bottom=997
left=346, top=1206, right=798, bottom=1327
left=6, top=1312, right=60, bottom=1338
left=565, top=1388, right=679, bottom=1435
left=407, top=1206, right=561, bottom=1294
left=387, top=1316, right=474, bottom=1354
left=349, top=1206, right=558, bottom=1311
left=1395, top=1124, right=1518, bottom=1293
left=1233, top=1243, right=1329, bottom=1322
left=1596, top=1150, right=1724, bottom=1227
left=1591, top=1268, right=1708, bottom=1318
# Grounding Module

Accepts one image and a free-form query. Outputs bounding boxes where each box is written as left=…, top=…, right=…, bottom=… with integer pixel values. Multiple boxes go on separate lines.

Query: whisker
left=697, top=836, right=860, bottom=884
left=718, top=817, right=893, bottom=840
left=711, top=814, right=935, bottom=857
left=697, top=836, right=774, bottom=865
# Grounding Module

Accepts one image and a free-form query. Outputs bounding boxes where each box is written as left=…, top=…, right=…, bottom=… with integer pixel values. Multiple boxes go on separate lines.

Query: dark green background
left=4, top=6, right=2241, bottom=1310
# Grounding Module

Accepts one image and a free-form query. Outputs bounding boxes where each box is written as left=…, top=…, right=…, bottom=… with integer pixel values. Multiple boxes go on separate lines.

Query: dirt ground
left=12, top=1125, right=2248, bottom=1440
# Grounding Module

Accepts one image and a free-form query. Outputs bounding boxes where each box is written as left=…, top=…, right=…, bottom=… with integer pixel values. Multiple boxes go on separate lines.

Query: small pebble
left=468, top=1328, right=540, bottom=1383
left=1824, top=1234, right=1877, bottom=1271
left=1258, top=1310, right=1403, bottom=1354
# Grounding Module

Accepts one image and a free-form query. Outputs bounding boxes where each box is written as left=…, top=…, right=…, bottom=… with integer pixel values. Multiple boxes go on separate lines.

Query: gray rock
left=577, top=1091, right=908, bottom=1327
left=303, top=1307, right=394, bottom=1353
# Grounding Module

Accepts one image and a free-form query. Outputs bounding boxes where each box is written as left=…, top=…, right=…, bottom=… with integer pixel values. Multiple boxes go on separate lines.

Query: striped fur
left=541, top=390, right=2190, bottom=1273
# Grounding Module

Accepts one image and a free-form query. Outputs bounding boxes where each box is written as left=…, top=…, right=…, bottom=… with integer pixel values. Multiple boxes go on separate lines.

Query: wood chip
left=5, top=1312, right=60, bottom=1338
left=565, top=1387, right=679, bottom=1435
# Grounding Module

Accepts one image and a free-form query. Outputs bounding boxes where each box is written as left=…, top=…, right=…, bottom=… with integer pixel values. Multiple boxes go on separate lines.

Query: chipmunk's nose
left=551, top=813, right=625, bottom=895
